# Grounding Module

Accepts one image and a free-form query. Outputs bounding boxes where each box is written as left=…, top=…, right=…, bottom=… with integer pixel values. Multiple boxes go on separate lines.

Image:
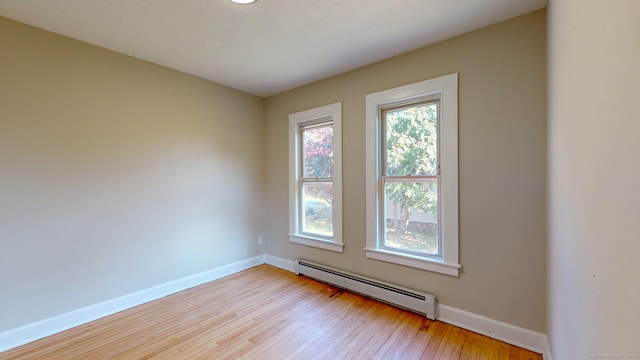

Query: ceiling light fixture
left=230, top=0, right=256, bottom=4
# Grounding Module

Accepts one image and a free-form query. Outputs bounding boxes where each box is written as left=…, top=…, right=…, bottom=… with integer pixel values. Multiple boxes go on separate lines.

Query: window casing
left=289, top=102, right=343, bottom=252
left=365, top=74, right=459, bottom=276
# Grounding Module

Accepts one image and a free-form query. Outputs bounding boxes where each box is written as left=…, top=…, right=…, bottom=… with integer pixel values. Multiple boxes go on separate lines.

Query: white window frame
left=365, top=74, right=460, bottom=276
left=289, top=102, right=343, bottom=252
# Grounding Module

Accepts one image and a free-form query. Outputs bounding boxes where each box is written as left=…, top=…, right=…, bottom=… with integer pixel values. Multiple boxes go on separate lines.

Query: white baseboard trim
left=543, top=336, right=552, bottom=360
left=437, top=304, right=547, bottom=355
left=264, top=255, right=549, bottom=357
left=0, top=255, right=265, bottom=353
left=264, top=254, right=296, bottom=272
left=2, top=253, right=551, bottom=358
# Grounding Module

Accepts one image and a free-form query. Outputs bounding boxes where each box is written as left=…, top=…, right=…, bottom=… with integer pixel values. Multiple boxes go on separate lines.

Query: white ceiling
left=0, top=0, right=546, bottom=97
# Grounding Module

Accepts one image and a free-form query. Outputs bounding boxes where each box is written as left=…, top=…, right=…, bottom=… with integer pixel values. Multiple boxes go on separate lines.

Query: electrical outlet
left=257, top=236, right=263, bottom=245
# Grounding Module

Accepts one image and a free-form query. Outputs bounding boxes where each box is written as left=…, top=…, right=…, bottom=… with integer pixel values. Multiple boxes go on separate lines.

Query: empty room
left=1, top=0, right=638, bottom=359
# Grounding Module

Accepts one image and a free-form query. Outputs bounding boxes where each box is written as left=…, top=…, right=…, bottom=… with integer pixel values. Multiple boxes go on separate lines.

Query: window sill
left=289, top=234, right=344, bottom=253
left=365, top=248, right=460, bottom=277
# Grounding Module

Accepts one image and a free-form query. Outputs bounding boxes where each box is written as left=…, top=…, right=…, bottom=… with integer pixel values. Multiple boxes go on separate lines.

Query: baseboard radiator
left=295, top=259, right=436, bottom=320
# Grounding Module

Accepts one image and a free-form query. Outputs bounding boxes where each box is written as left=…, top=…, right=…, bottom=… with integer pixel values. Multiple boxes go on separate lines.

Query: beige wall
left=264, top=10, right=547, bottom=332
left=0, top=17, right=264, bottom=332
left=548, top=0, right=640, bottom=357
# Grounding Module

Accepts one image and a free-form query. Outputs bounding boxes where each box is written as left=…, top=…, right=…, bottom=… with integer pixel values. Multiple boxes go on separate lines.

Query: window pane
left=385, top=103, right=438, bottom=176
left=302, top=124, right=333, bottom=178
left=383, top=181, right=438, bottom=255
left=302, top=182, right=333, bottom=237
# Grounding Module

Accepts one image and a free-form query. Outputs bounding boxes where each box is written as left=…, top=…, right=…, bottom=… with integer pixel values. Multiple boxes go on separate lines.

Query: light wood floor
left=1, top=264, right=542, bottom=359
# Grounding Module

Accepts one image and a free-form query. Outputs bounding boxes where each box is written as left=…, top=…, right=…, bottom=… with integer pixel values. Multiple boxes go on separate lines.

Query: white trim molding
left=364, top=247, right=461, bottom=277
left=437, top=304, right=548, bottom=355
left=0, top=255, right=265, bottom=353
left=365, top=74, right=460, bottom=276
left=288, top=102, right=343, bottom=252
left=264, top=255, right=296, bottom=273
left=289, top=234, right=344, bottom=253
left=543, top=336, right=553, bottom=360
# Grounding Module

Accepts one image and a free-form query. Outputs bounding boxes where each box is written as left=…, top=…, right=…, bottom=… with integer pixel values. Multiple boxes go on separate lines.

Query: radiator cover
left=295, top=259, right=436, bottom=320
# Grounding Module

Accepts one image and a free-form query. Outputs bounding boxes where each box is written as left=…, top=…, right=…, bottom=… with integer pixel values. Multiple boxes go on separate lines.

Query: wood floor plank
left=439, top=325, right=468, bottom=360
left=338, top=302, right=404, bottom=360
left=478, top=337, right=501, bottom=360
left=377, top=311, right=423, bottom=360
left=355, top=306, right=410, bottom=360
left=416, top=320, right=452, bottom=360
left=251, top=289, right=367, bottom=359
left=0, top=265, right=543, bottom=359
left=459, top=330, right=483, bottom=360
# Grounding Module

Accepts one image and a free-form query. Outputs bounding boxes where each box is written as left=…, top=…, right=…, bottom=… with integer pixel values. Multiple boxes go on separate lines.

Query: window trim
left=365, top=74, right=459, bottom=276
left=289, top=102, right=343, bottom=253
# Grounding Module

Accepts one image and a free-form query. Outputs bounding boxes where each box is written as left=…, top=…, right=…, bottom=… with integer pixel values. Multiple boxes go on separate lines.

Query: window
left=365, top=74, right=459, bottom=276
left=289, top=102, right=343, bottom=252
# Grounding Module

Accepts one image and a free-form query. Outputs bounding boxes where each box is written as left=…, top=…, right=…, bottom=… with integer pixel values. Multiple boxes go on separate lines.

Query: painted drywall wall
left=0, top=17, right=264, bottom=332
left=264, top=10, right=547, bottom=332
left=548, top=0, right=640, bottom=358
